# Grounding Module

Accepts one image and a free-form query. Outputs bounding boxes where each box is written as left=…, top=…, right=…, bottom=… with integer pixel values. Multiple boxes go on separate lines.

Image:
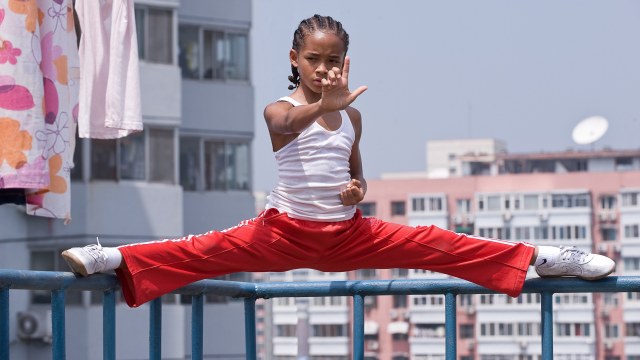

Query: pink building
left=353, top=148, right=640, bottom=360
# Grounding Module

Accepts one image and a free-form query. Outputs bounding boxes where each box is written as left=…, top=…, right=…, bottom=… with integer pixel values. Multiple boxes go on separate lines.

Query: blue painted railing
left=1, top=269, right=639, bottom=360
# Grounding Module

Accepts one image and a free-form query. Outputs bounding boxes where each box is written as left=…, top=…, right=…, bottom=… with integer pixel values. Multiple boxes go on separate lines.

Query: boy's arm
left=341, top=107, right=367, bottom=206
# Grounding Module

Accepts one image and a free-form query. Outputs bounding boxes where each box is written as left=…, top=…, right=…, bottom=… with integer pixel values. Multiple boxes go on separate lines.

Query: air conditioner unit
left=465, top=306, right=476, bottom=315
left=466, top=340, right=475, bottom=350
left=389, top=309, right=398, bottom=319
left=607, top=213, right=616, bottom=221
left=604, top=340, right=614, bottom=350
left=502, top=212, right=512, bottom=222
left=598, top=244, right=608, bottom=253
left=614, top=244, right=622, bottom=253
left=17, top=310, right=52, bottom=342
left=452, top=214, right=463, bottom=225
left=367, top=340, right=379, bottom=351
left=601, top=309, right=609, bottom=318
left=465, top=215, right=475, bottom=224
left=598, top=213, right=607, bottom=221
left=402, top=311, right=410, bottom=320
left=539, top=212, right=549, bottom=222
left=519, top=340, right=528, bottom=349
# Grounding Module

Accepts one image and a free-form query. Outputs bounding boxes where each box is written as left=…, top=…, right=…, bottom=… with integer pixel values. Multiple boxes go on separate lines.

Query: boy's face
left=290, top=32, right=346, bottom=93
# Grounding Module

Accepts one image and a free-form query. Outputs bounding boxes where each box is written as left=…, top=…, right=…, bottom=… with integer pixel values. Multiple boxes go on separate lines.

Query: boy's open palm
left=320, top=57, right=367, bottom=112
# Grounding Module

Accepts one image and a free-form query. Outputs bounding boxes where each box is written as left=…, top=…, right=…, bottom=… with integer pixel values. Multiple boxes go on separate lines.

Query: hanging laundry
left=0, top=0, right=79, bottom=222
left=75, top=0, right=142, bottom=139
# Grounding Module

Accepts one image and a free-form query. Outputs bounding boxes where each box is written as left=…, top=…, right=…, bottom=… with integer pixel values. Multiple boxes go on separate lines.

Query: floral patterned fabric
left=0, top=0, right=79, bottom=222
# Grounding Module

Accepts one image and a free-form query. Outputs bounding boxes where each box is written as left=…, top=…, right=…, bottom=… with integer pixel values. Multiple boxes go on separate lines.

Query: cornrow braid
left=288, top=14, right=350, bottom=90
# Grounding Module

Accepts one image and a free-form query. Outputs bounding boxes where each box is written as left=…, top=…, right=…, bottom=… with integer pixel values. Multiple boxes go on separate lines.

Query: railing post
left=51, top=289, right=65, bottom=360
left=541, top=292, right=553, bottom=360
left=244, top=298, right=257, bottom=360
left=192, top=294, right=204, bottom=360
left=149, top=297, right=162, bottom=360
left=103, top=291, right=116, bottom=360
left=0, top=287, right=9, bottom=360
left=445, top=293, right=457, bottom=360
left=353, top=294, right=364, bottom=360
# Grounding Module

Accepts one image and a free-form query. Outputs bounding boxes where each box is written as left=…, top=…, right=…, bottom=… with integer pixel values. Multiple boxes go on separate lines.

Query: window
left=602, top=228, right=617, bottom=241
left=601, top=195, right=616, bottom=210
left=478, top=199, right=484, bottom=210
left=480, top=323, right=514, bottom=336
left=178, top=26, right=200, bottom=79
left=70, top=135, right=83, bottom=181
left=555, top=323, right=590, bottom=337
left=628, top=292, right=640, bottom=301
left=449, top=153, right=456, bottom=160
left=460, top=324, right=474, bottom=338
left=119, top=132, right=145, bottom=180
left=276, top=325, right=297, bottom=337
left=625, top=225, right=640, bottom=239
left=412, top=197, right=425, bottom=211
left=603, top=293, right=618, bottom=307
left=624, top=258, right=640, bottom=271
left=391, top=201, right=406, bottom=216
left=524, top=195, right=538, bottom=210
left=628, top=323, right=640, bottom=336
left=414, top=324, right=445, bottom=338
left=604, top=323, right=619, bottom=338
left=616, top=157, right=633, bottom=171
left=364, top=295, right=377, bottom=309
left=487, top=196, right=500, bottom=211
left=429, top=197, right=442, bottom=211
left=622, top=192, right=639, bottom=206
left=178, top=26, right=249, bottom=80
left=534, top=226, right=549, bottom=240
left=227, top=143, right=250, bottom=190
left=312, top=324, right=346, bottom=337
left=391, top=268, right=408, bottom=278
left=356, top=269, right=377, bottom=280
left=357, top=202, right=376, bottom=216
left=449, top=167, right=456, bottom=175
left=91, top=130, right=175, bottom=183
left=179, top=137, right=201, bottom=191
left=393, top=295, right=407, bottom=308
left=518, top=322, right=541, bottom=336
left=136, top=7, right=173, bottom=64
left=91, top=139, right=117, bottom=180
left=552, top=194, right=588, bottom=208
left=392, top=333, right=408, bottom=341
left=457, top=199, right=471, bottom=213
left=459, top=294, right=473, bottom=306
left=149, top=129, right=175, bottom=183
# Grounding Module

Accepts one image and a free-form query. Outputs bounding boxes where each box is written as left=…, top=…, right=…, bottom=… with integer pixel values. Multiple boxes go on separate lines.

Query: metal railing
left=1, top=269, right=639, bottom=360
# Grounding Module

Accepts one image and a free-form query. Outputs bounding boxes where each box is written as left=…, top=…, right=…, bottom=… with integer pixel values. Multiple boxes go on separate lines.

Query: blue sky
left=251, top=0, right=640, bottom=191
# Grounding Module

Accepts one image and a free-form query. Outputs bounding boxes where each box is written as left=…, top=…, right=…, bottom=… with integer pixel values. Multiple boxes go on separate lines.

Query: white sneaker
left=61, top=241, right=108, bottom=277
left=535, top=245, right=616, bottom=280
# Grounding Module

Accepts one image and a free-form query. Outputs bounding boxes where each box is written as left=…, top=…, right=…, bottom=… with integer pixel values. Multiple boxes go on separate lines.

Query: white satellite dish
left=572, top=116, right=609, bottom=145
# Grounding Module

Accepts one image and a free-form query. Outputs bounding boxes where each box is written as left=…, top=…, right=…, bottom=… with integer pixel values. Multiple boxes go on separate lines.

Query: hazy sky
left=251, top=0, right=640, bottom=191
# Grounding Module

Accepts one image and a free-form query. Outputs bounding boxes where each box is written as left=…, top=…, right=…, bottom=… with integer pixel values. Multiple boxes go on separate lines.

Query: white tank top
left=265, top=96, right=357, bottom=221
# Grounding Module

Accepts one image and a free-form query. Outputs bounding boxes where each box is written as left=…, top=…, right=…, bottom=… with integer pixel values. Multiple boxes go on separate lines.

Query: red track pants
left=115, top=209, right=535, bottom=307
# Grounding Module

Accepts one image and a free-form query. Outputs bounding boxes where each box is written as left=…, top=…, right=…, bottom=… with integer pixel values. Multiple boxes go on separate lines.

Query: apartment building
left=263, top=141, right=640, bottom=360
left=0, top=1, right=254, bottom=359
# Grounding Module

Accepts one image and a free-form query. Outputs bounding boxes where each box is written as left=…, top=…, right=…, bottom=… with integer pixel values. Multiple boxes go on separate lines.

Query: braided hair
left=288, top=15, right=350, bottom=90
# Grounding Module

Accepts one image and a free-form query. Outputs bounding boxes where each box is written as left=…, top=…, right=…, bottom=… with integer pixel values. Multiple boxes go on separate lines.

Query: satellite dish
left=572, top=116, right=609, bottom=145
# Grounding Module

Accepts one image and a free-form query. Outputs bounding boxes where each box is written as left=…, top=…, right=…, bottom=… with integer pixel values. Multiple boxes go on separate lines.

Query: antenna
left=572, top=116, right=609, bottom=148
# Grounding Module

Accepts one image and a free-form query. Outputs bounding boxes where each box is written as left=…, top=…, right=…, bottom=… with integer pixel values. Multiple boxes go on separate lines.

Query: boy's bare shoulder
left=264, top=101, right=294, bottom=122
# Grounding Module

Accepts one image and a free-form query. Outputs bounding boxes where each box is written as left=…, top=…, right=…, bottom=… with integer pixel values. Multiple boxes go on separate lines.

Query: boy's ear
left=289, top=49, right=299, bottom=67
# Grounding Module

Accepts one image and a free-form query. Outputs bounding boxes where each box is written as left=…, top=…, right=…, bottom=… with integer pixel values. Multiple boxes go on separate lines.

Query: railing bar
left=51, top=289, right=65, bottom=360
left=103, top=291, right=116, bottom=360
left=244, top=298, right=257, bottom=360
left=192, top=294, right=204, bottom=360
left=0, top=287, right=9, bottom=360
left=149, top=297, right=162, bottom=360
left=353, top=294, right=364, bottom=360
left=445, top=293, right=457, bottom=360
left=541, top=292, right=553, bottom=360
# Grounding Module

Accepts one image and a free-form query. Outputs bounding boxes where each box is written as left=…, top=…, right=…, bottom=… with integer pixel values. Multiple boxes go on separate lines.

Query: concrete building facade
left=0, top=1, right=255, bottom=359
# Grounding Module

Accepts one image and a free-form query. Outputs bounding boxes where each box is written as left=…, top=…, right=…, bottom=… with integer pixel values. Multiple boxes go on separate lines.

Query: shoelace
left=84, top=237, right=107, bottom=272
left=559, top=245, right=588, bottom=263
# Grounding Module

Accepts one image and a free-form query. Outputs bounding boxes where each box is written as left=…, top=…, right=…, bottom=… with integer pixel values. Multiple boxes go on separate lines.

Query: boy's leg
left=314, top=213, right=614, bottom=297
left=63, top=209, right=323, bottom=307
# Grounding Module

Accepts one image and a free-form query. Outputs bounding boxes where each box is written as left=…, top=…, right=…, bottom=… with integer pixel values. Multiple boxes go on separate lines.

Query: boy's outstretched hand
left=341, top=179, right=365, bottom=206
left=320, top=56, right=368, bottom=112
